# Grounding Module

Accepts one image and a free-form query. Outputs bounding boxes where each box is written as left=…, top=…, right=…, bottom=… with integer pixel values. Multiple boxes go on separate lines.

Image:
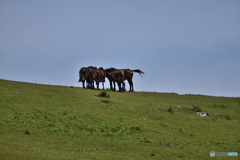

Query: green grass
left=0, top=79, right=239, bottom=160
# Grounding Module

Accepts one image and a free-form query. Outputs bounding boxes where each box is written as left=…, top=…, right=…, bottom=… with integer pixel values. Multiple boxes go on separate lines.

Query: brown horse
left=78, top=67, right=87, bottom=88
left=123, top=69, right=144, bottom=92
left=78, top=66, right=96, bottom=89
left=105, top=69, right=125, bottom=92
left=104, top=68, right=116, bottom=91
left=93, top=67, right=105, bottom=90
left=82, top=66, right=106, bottom=90
left=85, top=66, right=96, bottom=89
left=104, top=67, right=144, bottom=92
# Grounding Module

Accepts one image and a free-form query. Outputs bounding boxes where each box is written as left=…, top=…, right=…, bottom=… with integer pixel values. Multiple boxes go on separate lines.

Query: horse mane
left=87, top=66, right=97, bottom=69
left=105, top=67, right=117, bottom=72
left=99, top=67, right=104, bottom=70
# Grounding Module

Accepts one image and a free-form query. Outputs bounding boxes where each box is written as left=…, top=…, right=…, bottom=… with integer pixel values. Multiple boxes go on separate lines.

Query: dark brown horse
left=85, top=66, right=96, bottom=89
left=104, top=69, right=125, bottom=92
left=124, top=69, right=144, bottom=92
left=104, top=68, right=117, bottom=91
left=104, top=67, right=144, bottom=92
left=80, top=66, right=105, bottom=90
left=93, top=67, right=105, bottom=90
left=79, top=66, right=96, bottom=89
left=78, top=67, right=87, bottom=88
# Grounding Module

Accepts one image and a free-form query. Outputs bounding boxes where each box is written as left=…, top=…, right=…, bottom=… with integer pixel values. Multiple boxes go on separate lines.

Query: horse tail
left=132, top=69, right=145, bottom=78
left=79, top=69, right=84, bottom=82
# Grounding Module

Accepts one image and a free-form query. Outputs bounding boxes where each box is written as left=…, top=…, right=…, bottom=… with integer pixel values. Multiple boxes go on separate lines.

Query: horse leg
left=82, top=80, right=85, bottom=88
left=86, top=81, right=89, bottom=89
left=118, top=82, right=121, bottom=92
left=109, top=80, right=113, bottom=90
left=88, top=81, right=90, bottom=89
left=131, top=82, right=134, bottom=92
left=127, top=79, right=133, bottom=92
left=122, top=82, right=125, bottom=92
left=95, top=81, right=99, bottom=90
left=88, top=82, right=91, bottom=89
left=113, top=82, right=116, bottom=91
left=87, top=79, right=91, bottom=89
left=91, top=80, right=95, bottom=89
left=102, top=82, right=104, bottom=90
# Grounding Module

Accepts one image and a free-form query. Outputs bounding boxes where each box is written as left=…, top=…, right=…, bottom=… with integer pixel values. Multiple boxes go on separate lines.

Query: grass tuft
left=150, top=152, right=155, bottom=156
left=97, top=90, right=110, bottom=98
left=225, top=114, right=231, bottom=120
left=167, top=106, right=174, bottom=114
left=24, top=130, right=31, bottom=135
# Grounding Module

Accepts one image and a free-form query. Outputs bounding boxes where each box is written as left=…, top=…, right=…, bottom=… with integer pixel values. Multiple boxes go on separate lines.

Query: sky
left=0, top=0, right=240, bottom=97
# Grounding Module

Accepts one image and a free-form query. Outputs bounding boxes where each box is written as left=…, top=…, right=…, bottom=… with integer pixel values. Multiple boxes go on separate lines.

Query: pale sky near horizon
left=0, top=0, right=240, bottom=97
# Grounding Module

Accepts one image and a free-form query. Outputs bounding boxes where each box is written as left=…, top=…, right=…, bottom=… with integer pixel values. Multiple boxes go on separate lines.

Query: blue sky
left=0, top=0, right=239, bottom=97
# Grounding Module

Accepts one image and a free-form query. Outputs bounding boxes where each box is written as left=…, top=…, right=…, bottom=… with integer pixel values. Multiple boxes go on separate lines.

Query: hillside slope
left=0, top=79, right=239, bottom=160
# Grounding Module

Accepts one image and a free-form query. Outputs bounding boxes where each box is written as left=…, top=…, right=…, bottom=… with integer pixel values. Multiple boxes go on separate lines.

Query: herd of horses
left=78, top=66, right=144, bottom=92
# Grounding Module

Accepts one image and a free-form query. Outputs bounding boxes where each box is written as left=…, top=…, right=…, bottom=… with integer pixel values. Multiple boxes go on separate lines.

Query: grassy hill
left=0, top=79, right=239, bottom=160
